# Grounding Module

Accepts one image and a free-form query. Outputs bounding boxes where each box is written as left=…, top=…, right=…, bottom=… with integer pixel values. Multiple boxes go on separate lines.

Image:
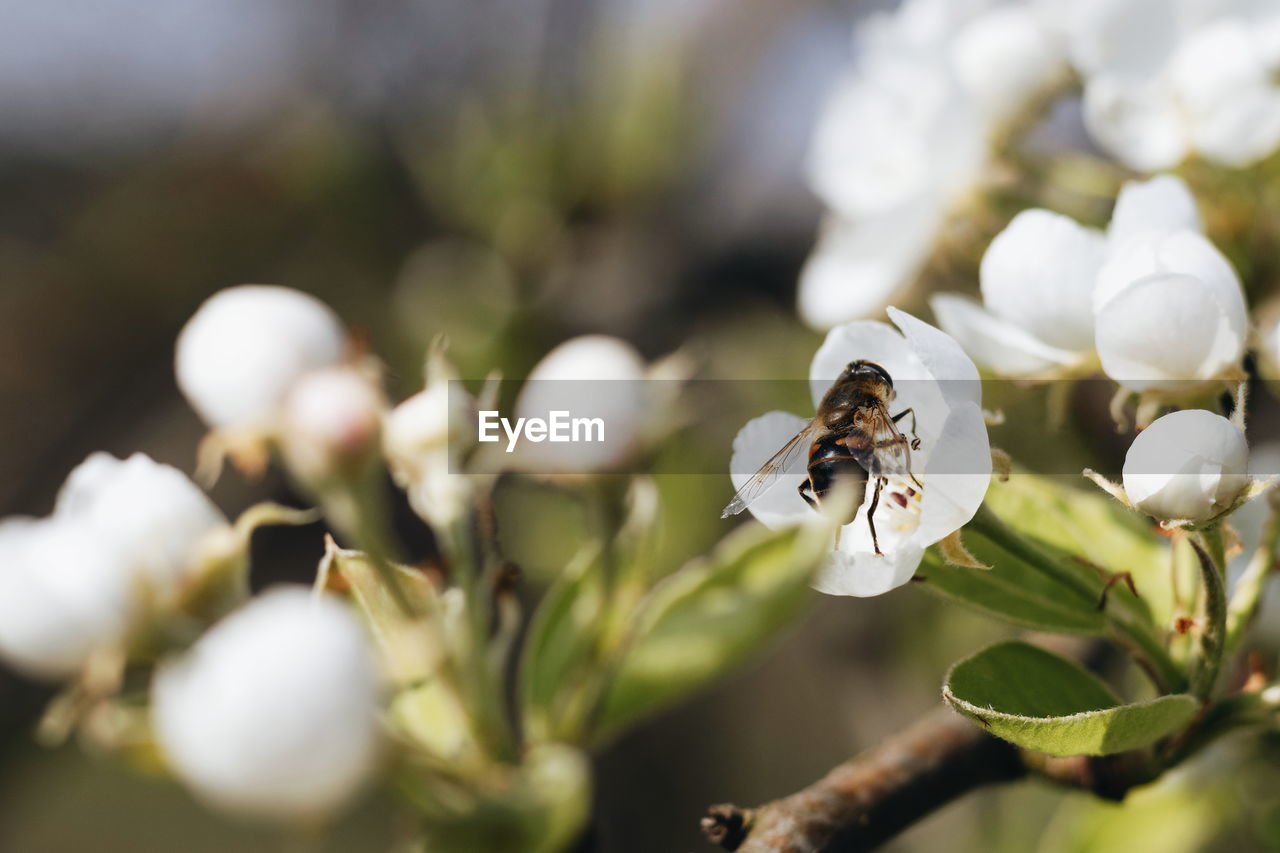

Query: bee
left=721, top=360, right=921, bottom=555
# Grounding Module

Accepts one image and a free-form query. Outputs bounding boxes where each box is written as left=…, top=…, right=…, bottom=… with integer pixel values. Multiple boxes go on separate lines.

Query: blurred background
left=2, top=1, right=1279, bottom=851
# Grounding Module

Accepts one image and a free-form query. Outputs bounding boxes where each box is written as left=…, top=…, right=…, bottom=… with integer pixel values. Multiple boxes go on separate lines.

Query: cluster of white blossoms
left=1065, top=0, right=1280, bottom=170
left=801, top=0, right=1065, bottom=330
left=0, top=453, right=230, bottom=678
left=801, top=0, right=1280, bottom=330
left=932, top=174, right=1248, bottom=394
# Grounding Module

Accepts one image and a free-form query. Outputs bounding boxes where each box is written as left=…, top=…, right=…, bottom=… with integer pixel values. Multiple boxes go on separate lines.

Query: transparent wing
left=857, top=405, right=916, bottom=480
left=721, top=420, right=821, bottom=518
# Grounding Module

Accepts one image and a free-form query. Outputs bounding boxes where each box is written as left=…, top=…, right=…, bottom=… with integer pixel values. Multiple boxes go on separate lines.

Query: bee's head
left=843, top=360, right=893, bottom=390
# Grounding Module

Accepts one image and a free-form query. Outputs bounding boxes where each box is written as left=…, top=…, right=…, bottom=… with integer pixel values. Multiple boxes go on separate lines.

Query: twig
left=700, top=707, right=1161, bottom=852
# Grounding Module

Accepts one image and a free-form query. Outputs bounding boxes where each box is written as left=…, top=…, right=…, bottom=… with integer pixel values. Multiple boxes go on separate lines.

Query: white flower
left=932, top=209, right=1105, bottom=377
left=798, top=202, right=945, bottom=330
left=1069, top=1, right=1280, bottom=169
left=175, top=285, right=347, bottom=432
left=152, top=587, right=382, bottom=822
left=1094, top=230, right=1247, bottom=392
left=513, top=335, right=649, bottom=473
left=950, top=4, right=1065, bottom=124
left=728, top=309, right=991, bottom=597
left=280, top=366, right=386, bottom=483
left=55, top=452, right=230, bottom=594
left=0, top=518, right=131, bottom=679
left=1122, top=409, right=1249, bottom=523
left=0, top=453, right=229, bottom=679
left=929, top=174, right=1235, bottom=388
left=384, top=364, right=476, bottom=529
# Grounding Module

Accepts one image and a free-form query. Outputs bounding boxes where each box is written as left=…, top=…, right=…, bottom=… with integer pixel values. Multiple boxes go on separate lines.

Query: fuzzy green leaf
left=595, top=521, right=826, bottom=743
left=944, top=641, right=1198, bottom=756
left=918, top=532, right=1107, bottom=634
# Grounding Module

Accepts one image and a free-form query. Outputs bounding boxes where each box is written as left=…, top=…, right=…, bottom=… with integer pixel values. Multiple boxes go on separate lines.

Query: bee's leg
left=867, top=477, right=884, bottom=556
left=893, top=407, right=921, bottom=450
left=798, top=479, right=818, bottom=511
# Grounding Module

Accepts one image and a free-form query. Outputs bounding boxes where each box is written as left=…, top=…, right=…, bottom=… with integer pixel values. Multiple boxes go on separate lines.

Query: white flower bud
left=384, top=379, right=475, bottom=528
left=0, top=518, right=131, bottom=679
left=1122, top=409, right=1249, bottom=524
left=152, top=588, right=382, bottom=822
left=1094, top=230, right=1247, bottom=392
left=279, top=367, right=386, bottom=484
left=950, top=5, right=1064, bottom=125
left=175, top=285, right=347, bottom=432
left=514, top=335, right=648, bottom=473
left=56, top=452, right=229, bottom=595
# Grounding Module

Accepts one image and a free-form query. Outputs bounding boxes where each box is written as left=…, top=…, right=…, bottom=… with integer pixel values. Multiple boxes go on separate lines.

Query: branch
left=700, top=707, right=1157, bottom=852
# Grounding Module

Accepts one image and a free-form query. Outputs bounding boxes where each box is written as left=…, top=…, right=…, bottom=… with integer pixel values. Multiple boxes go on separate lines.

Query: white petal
left=1107, top=174, right=1203, bottom=249
left=807, top=53, right=985, bottom=219
left=152, top=588, right=382, bottom=822
left=813, top=542, right=926, bottom=597
left=1167, top=21, right=1280, bottom=167
left=0, top=518, right=131, bottom=679
left=929, top=293, right=1083, bottom=376
left=913, top=401, right=992, bottom=546
left=979, top=209, right=1104, bottom=352
left=515, top=335, right=648, bottom=473
left=728, top=411, right=814, bottom=529
left=889, top=306, right=984, bottom=408
left=1096, top=272, right=1244, bottom=391
left=1094, top=230, right=1246, bottom=342
left=175, top=286, right=347, bottom=431
left=55, top=453, right=228, bottom=595
left=1066, top=0, right=1180, bottom=79
left=797, top=202, right=945, bottom=330
left=1082, top=74, right=1188, bottom=171
left=1122, top=409, right=1249, bottom=523
left=950, top=5, right=1065, bottom=124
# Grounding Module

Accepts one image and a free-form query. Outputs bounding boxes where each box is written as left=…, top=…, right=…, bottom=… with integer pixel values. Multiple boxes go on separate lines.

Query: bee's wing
left=859, top=404, right=915, bottom=479
left=721, top=420, right=821, bottom=518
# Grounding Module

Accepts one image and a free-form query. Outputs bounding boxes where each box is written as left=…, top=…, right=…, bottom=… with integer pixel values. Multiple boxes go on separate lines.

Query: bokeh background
left=3, top=1, right=1279, bottom=851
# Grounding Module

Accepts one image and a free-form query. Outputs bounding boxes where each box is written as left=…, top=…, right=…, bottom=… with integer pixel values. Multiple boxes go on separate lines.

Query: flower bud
left=56, top=452, right=230, bottom=595
left=514, top=335, right=648, bottom=473
left=1094, top=230, right=1247, bottom=392
left=0, top=518, right=131, bottom=679
left=1122, top=409, right=1249, bottom=524
left=151, top=588, right=382, bottom=822
left=175, top=285, right=347, bottom=432
left=279, top=366, right=386, bottom=484
left=384, top=378, right=475, bottom=529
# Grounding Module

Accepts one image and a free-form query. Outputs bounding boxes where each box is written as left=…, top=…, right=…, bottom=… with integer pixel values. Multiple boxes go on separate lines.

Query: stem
left=968, top=505, right=1184, bottom=692
left=1225, top=495, right=1280, bottom=654
left=1189, top=528, right=1228, bottom=701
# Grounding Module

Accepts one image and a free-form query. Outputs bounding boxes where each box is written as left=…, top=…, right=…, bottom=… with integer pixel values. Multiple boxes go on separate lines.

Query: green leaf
left=518, top=546, right=607, bottom=743
left=986, top=475, right=1169, bottom=624
left=943, top=641, right=1198, bottom=757
left=918, top=531, right=1107, bottom=635
left=594, top=521, right=827, bottom=743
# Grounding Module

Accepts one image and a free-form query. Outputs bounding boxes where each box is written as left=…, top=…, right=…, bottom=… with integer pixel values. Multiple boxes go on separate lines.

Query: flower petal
left=1082, top=73, right=1187, bottom=171
left=978, top=209, right=1104, bottom=352
left=889, top=306, right=984, bottom=408
left=1096, top=272, right=1243, bottom=391
left=809, top=321, right=931, bottom=407
left=813, top=542, right=926, bottom=597
left=797, top=203, right=944, bottom=330
left=913, top=401, right=992, bottom=546
left=1107, top=174, right=1202, bottom=250
left=930, top=293, right=1084, bottom=377
left=728, top=411, right=815, bottom=529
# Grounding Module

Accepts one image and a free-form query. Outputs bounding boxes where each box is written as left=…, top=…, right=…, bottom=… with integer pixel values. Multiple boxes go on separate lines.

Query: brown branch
left=700, top=707, right=1158, bottom=853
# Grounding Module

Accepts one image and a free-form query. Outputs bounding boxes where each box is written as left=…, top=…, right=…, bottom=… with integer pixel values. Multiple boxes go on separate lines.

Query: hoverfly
left=721, top=360, right=921, bottom=555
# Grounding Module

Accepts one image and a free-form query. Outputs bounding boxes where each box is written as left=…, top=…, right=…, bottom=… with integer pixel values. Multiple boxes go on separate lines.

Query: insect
left=721, top=360, right=921, bottom=555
